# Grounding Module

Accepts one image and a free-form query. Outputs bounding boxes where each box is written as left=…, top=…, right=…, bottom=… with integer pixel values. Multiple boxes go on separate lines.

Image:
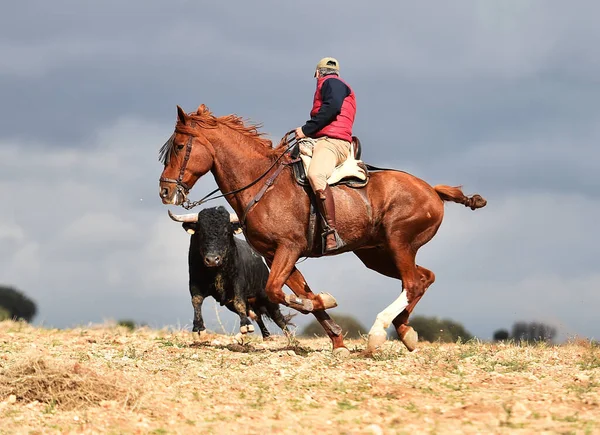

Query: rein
left=168, top=129, right=299, bottom=212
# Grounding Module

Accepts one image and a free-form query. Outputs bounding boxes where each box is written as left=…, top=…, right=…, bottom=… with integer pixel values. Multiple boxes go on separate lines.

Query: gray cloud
left=1, top=1, right=599, bottom=342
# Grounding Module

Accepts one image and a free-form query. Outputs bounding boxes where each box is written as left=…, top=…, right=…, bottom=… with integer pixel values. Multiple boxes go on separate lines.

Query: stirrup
left=322, top=228, right=346, bottom=253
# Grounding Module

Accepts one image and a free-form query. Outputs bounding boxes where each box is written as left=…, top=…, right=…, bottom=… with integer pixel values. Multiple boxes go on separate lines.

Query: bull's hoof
left=332, top=347, right=350, bottom=358
left=240, top=324, right=255, bottom=334
left=400, top=326, right=418, bottom=352
left=318, top=292, right=338, bottom=310
left=366, top=330, right=387, bottom=355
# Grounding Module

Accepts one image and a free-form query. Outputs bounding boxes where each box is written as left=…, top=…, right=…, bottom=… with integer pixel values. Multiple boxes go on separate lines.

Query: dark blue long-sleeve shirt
left=301, top=77, right=351, bottom=137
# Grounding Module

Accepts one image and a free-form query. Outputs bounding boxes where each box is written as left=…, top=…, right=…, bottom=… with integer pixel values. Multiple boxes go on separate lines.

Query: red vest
left=310, top=75, right=356, bottom=142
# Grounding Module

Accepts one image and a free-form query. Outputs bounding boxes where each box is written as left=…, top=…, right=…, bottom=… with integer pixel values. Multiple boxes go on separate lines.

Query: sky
left=1, top=1, right=598, bottom=342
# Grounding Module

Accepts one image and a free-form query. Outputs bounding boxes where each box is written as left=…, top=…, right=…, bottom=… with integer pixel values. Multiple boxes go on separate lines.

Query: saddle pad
left=296, top=139, right=368, bottom=187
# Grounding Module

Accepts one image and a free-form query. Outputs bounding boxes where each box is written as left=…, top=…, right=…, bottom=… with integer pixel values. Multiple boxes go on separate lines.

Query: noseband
left=159, top=130, right=194, bottom=198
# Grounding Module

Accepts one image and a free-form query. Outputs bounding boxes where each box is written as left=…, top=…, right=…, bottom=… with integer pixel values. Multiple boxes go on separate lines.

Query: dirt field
left=0, top=320, right=598, bottom=434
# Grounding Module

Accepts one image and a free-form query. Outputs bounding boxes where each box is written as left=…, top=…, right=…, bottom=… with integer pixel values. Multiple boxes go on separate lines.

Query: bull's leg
left=254, top=315, right=271, bottom=339
left=392, top=266, right=436, bottom=351
left=190, top=285, right=206, bottom=334
left=232, top=294, right=254, bottom=334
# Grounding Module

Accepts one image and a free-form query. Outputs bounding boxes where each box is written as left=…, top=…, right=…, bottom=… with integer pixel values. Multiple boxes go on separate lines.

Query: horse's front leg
left=263, top=247, right=300, bottom=306
left=285, top=267, right=349, bottom=356
left=264, top=260, right=336, bottom=313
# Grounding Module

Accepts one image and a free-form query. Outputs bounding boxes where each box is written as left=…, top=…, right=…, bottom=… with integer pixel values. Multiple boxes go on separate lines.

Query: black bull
left=169, top=206, right=292, bottom=338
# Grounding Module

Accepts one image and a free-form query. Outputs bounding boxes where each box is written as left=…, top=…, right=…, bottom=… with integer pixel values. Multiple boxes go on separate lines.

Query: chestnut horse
left=158, top=105, right=487, bottom=356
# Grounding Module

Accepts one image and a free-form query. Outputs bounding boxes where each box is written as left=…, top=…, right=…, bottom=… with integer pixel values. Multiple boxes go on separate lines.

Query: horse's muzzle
left=159, top=184, right=184, bottom=205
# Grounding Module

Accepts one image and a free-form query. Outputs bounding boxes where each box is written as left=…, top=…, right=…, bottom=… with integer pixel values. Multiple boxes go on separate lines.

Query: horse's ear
left=177, top=105, right=187, bottom=125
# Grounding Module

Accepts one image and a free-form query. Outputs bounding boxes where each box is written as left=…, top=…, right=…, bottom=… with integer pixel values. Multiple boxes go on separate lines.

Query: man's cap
left=314, top=57, right=340, bottom=76
left=316, top=57, right=340, bottom=70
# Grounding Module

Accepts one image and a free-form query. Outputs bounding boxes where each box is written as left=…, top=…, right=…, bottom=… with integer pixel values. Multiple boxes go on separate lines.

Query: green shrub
left=0, top=286, right=37, bottom=322
left=117, top=320, right=137, bottom=331
left=493, top=329, right=510, bottom=341
left=0, top=306, right=11, bottom=321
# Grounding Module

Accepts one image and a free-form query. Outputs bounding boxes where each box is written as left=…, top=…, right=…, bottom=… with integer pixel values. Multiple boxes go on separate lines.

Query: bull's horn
left=168, top=210, right=198, bottom=223
left=229, top=213, right=239, bottom=223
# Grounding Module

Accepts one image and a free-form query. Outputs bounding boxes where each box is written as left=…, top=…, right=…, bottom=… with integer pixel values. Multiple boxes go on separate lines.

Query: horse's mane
left=160, top=104, right=274, bottom=164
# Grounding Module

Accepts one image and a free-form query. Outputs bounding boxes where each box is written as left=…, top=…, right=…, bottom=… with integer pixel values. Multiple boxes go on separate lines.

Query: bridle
left=159, top=127, right=195, bottom=201
left=160, top=126, right=299, bottom=212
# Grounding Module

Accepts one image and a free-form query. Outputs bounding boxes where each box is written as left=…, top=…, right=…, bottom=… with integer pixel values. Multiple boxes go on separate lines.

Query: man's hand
left=295, top=127, right=306, bottom=139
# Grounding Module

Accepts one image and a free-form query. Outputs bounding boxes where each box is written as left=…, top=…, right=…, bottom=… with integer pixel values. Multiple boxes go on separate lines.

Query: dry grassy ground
left=0, top=320, right=598, bottom=435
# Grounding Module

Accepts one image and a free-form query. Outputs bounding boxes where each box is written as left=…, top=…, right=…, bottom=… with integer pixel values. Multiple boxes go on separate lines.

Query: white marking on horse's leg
left=367, top=291, right=409, bottom=353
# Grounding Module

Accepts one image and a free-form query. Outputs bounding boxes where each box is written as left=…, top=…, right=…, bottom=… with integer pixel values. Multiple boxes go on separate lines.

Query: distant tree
left=511, top=321, right=557, bottom=343
left=301, top=314, right=367, bottom=339
left=0, top=286, right=37, bottom=322
left=493, top=329, right=510, bottom=341
left=117, top=319, right=137, bottom=331
left=406, top=315, right=473, bottom=343
left=0, top=306, right=10, bottom=321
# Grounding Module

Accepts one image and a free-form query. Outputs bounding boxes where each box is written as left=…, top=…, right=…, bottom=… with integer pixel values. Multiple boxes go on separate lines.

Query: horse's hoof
left=247, top=324, right=255, bottom=333
left=240, top=326, right=248, bottom=334
left=366, top=330, right=387, bottom=355
left=332, top=347, right=350, bottom=358
left=319, top=292, right=338, bottom=310
left=401, top=326, right=418, bottom=352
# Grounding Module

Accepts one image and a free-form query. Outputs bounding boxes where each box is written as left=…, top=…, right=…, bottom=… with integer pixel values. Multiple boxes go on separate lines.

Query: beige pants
left=306, top=137, right=351, bottom=192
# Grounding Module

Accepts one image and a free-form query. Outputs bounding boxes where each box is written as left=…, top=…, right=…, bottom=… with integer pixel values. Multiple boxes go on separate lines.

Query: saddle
left=290, top=137, right=370, bottom=189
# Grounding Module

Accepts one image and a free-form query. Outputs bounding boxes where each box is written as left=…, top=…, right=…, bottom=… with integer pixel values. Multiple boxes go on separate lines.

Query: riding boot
left=315, top=185, right=345, bottom=253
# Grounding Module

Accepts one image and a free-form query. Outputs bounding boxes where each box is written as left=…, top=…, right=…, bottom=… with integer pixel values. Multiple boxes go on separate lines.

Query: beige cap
left=314, top=57, right=340, bottom=76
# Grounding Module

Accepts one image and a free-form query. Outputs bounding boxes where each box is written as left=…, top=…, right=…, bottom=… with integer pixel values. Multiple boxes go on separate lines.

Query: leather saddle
left=290, top=137, right=369, bottom=189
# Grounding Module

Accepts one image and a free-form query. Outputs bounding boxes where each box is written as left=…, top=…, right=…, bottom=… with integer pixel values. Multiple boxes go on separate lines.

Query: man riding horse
left=295, top=57, right=356, bottom=253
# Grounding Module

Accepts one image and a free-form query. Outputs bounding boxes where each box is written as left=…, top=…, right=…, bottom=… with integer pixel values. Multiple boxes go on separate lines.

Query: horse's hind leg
left=353, top=245, right=423, bottom=354
left=392, top=265, right=435, bottom=351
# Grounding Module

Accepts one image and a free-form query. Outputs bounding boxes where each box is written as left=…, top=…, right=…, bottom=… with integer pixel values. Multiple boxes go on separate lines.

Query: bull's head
left=168, top=206, right=242, bottom=268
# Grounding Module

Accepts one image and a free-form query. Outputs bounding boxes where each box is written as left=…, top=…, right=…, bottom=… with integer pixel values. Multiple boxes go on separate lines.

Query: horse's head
left=159, top=106, right=215, bottom=205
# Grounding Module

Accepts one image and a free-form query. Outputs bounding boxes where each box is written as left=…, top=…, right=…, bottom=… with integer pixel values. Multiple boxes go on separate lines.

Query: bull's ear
left=182, top=222, right=196, bottom=235
left=232, top=222, right=243, bottom=235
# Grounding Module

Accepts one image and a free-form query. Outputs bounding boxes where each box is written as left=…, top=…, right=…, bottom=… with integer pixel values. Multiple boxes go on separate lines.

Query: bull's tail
left=434, top=185, right=487, bottom=210
left=282, top=311, right=298, bottom=328
left=255, top=306, right=298, bottom=327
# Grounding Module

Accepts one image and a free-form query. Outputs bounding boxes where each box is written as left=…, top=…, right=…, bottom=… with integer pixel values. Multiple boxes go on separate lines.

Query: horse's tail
left=433, top=185, right=487, bottom=210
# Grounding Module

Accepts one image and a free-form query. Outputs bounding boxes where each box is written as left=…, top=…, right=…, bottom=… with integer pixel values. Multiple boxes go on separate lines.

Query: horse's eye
left=176, top=144, right=185, bottom=150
